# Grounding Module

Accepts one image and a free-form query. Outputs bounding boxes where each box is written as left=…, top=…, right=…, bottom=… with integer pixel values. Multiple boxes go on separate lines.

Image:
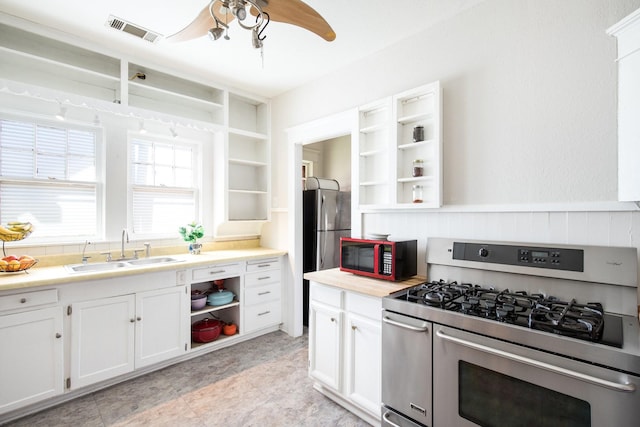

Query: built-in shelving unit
left=393, top=82, right=442, bottom=207
left=127, top=62, right=225, bottom=124
left=356, top=99, right=392, bottom=207
left=214, top=93, right=271, bottom=236
left=0, top=18, right=272, bottom=239
left=354, top=81, right=442, bottom=209
left=0, top=23, right=121, bottom=102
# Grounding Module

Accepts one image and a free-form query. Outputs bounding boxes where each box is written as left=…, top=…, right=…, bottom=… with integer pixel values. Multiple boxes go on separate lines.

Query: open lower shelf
left=190, top=299, right=240, bottom=317
left=190, top=332, right=240, bottom=349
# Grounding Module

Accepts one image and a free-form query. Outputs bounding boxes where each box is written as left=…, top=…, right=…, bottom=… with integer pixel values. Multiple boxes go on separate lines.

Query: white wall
left=262, top=0, right=640, bottom=329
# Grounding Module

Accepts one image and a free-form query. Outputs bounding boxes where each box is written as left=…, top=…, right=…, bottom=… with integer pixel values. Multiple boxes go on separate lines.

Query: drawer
left=0, top=289, right=58, bottom=312
left=345, top=291, right=381, bottom=319
left=244, top=300, right=281, bottom=333
left=192, top=263, right=241, bottom=282
left=245, top=269, right=281, bottom=287
left=246, top=258, right=280, bottom=272
left=309, top=282, right=343, bottom=308
left=244, top=282, right=281, bottom=306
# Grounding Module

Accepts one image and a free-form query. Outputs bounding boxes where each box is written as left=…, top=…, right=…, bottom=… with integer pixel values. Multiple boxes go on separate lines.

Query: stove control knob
left=478, top=247, right=489, bottom=258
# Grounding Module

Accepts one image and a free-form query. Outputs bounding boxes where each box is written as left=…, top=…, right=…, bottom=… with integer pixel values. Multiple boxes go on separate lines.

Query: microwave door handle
left=374, top=244, right=381, bottom=274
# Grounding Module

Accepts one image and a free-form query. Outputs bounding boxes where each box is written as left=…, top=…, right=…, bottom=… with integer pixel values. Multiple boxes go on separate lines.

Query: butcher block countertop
left=304, top=268, right=425, bottom=298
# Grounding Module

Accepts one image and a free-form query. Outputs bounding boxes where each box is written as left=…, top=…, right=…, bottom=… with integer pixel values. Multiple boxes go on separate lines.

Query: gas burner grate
left=529, top=299, right=604, bottom=341
left=398, top=279, right=608, bottom=343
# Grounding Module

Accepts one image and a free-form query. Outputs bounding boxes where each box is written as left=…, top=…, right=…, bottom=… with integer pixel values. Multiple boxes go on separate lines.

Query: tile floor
left=3, top=330, right=370, bottom=427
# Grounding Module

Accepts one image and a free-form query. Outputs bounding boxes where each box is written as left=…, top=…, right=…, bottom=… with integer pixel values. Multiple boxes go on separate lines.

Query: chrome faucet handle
left=133, top=249, right=143, bottom=259
left=82, top=256, right=91, bottom=265
left=144, top=242, right=151, bottom=258
left=100, top=252, right=113, bottom=262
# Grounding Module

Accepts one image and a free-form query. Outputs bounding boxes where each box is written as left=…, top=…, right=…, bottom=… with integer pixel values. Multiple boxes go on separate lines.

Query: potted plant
left=179, top=222, right=204, bottom=254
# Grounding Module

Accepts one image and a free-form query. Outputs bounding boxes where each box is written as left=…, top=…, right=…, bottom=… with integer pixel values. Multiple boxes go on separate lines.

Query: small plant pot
left=189, top=243, right=202, bottom=255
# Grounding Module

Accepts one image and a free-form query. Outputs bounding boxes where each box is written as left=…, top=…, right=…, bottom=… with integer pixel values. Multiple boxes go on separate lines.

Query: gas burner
left=398, top=279, right=609, bottom=343
left=408, top=280, right=475, bottom=308
left=529, top=299, right=604, bottom=341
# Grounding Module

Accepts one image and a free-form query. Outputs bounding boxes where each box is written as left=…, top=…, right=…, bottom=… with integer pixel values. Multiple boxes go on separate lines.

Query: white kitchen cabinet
left=135, top=286, right=189, bottom=368
left=309, top=296, right=343, bottom=390
left=308, top=281, right=382, bottom=424
left=344, top=294, right=382, bottom=416
left=354, top=81, right=442, bottom=209
left=0, top=305, right=64, bottom=413
left=243, top=258, right=282, bottom=333
left=608, top=8, right=640, bottom=202
left=70, top=286, right=187, bottom=389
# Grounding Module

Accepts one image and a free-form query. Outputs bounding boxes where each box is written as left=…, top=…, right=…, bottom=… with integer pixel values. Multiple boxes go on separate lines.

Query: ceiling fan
left=167, top=0, right=336, bottom=49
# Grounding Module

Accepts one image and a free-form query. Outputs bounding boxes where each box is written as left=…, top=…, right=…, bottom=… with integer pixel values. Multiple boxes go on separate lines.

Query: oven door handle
left=382, top=410, right=402, bottom=427
left=436, top=329, right=636, bottom=393
left=382, top=316, right=429, bottom=332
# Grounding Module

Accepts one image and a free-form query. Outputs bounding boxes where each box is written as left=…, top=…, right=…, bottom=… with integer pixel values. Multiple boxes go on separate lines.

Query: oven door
left=433, top=324, right=640, bottom=427
left=381, top=310, right=432, bottom=427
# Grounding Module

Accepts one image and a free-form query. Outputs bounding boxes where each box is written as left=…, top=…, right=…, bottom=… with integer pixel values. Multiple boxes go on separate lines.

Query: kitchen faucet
left=121, top=228, right=129, bottom=259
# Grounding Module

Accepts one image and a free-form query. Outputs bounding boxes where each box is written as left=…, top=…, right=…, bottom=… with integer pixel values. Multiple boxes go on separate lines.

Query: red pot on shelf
left=191, top=318, right=222, bottom=343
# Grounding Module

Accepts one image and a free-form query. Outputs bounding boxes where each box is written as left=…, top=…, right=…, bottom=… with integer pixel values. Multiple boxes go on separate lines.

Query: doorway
left=287, top=110, right=355, bottom=337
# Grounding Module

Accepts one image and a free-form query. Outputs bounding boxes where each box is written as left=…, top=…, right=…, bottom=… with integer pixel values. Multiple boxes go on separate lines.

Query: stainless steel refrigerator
left=303, top=178, right=351, bottom=326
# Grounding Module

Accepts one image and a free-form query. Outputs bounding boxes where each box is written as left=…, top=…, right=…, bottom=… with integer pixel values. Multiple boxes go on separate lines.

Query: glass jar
left=413, top=159, right=424, bottom=177
left=412, top=185, right=423, bottom=203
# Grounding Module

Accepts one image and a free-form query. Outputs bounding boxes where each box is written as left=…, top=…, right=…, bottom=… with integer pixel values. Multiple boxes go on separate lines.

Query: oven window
left=459, top=361, right=590, bottom=427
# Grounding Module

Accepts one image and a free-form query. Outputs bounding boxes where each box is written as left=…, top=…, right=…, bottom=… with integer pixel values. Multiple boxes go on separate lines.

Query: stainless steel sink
left=65, top=262, right=130, bottom=273
left=65, top=257, right=183, bottom=273
left=127, top=257, right=181, bottom=266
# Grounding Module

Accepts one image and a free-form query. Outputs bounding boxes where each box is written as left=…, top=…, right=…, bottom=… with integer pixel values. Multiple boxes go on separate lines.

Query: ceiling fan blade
left=253, top=0, right=336, bottom=41
left=167, top=2, right=236, bottom=42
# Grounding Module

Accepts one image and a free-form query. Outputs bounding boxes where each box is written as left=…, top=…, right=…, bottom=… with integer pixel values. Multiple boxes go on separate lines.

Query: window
left=130, top=136, right=199, bottom=236
left=0, top=117, right=99, bottom=240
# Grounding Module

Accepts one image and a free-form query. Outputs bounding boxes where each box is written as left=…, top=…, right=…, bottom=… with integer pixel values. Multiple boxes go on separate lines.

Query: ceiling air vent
left=105, top=15, right=161, bottom=44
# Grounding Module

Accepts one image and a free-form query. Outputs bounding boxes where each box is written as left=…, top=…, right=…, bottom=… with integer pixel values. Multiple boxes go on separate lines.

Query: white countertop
left=304, top=268, right=425, bottom=298
left=0, top=248, right=286, bottom=292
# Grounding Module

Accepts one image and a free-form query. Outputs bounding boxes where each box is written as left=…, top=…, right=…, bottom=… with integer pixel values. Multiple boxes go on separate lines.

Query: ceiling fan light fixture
left=233, top=5, right=247, bottom=21
left=208, top=27, right=224, bottom=41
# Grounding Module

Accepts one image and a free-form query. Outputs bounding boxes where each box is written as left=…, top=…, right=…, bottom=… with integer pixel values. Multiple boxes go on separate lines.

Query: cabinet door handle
left=20, top=298, right=27, bottom=303
left=137, top=316, right=142, bottom=321
left=130, top=318, right=136, bottom=323
left=258, top=310, right=271, bottom=316
left=258, top=276, right=271, bottom=280
left=55, top=333, right=62, bottom=339
left=330, top=317, right=336, bottom=322
left=258, top=291, right=271, bottom=296
left=351, top=325, right=357, bottom=331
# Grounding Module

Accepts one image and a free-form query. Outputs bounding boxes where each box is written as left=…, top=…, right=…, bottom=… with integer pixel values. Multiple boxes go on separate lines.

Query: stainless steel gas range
left=381, top=238, right=640, bottom=427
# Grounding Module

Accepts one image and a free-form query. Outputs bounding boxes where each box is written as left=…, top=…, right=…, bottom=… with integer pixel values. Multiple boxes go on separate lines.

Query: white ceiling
left=0, top=0, right=485, bottom=98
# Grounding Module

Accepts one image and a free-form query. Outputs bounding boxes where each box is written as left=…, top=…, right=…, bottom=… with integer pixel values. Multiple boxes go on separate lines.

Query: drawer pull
left=20, top=298, right=27, bottom=303
left=258, top=310, right=271, bottom=316
left=352, top=325, right=357, bottom=331
left=258, top=291, right=271, bottom=296
left=257, top=264, right=270, bottom=268
left=55, top=333, right=62, bottom=339
left=130, top=318, right=136, bottom=323
left=258, top=276, right=271, bottom=280
left=137, top=316, right=142, bottom=321
left=209, top=270, right=225, bottom=275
